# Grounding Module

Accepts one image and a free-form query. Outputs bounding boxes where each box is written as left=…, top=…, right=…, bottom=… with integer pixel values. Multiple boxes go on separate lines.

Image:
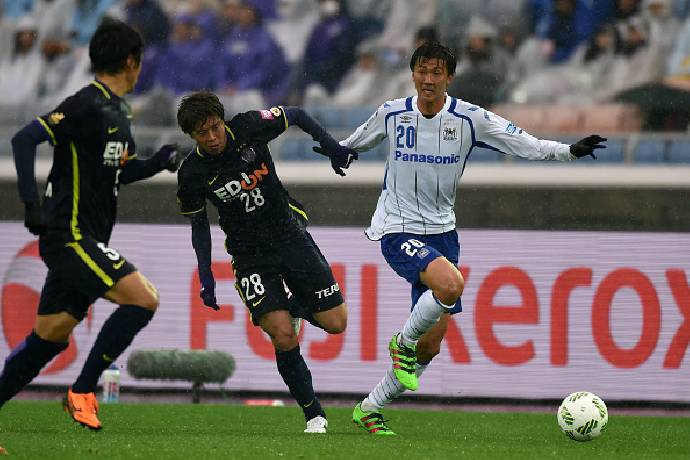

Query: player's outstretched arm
left=283, top=106, right=358, bottom=176
left=189, top=212, right=220, bottom=311
left=119, top=144, right=181, bottom=184
left=12, top=119, right=51, bottom=235
left=569, top=135, right=607, bottom=160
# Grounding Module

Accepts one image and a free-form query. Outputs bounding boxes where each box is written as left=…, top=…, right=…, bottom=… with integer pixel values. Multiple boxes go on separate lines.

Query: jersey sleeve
left=233, top=106, right=288, bottom=144
left=176, top=161, right=207, bottom=217
left=36, top=94, right=91, bottom=146
left=471, top=108, right=574, bottom=161
left=340, top=103, right=388, bottom=152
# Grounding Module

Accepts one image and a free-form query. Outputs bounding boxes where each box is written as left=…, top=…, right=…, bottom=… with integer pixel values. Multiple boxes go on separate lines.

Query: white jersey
left=341, top=95, right=575, bottom=240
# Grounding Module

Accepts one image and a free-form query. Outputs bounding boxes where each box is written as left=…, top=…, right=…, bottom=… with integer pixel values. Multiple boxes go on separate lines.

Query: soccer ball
left=557, top=391, right=608, bottom=441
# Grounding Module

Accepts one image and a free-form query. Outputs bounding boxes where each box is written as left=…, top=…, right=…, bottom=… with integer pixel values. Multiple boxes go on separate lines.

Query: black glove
left=24, top=201, right=45, bottom=236
left=199, top=273, right=220, bottom=311
left=153, top=144, right=182, bottom=172
left=570, top=135, right=606, bottom=160
left=312, top=144, right=358, bottom=176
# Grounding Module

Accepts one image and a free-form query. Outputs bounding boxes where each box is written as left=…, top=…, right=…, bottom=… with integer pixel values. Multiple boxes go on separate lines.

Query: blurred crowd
left=0, top=0, right=689, bottom=126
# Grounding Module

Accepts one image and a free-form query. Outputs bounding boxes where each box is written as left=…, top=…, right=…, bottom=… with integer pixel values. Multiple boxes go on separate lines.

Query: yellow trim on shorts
left=180, top=207, right=205, bottom=216
left=69, top=142, right=82, bottom=241
left=36, top=117, right=57, bottom=145
left=289, top=203, right=308, bottom=221
left=66, top=242, right=114, bottom=287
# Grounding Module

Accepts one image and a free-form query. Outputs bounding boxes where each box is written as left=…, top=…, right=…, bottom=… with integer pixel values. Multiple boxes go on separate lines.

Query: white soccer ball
left=557, top=391, right=608, bottom=441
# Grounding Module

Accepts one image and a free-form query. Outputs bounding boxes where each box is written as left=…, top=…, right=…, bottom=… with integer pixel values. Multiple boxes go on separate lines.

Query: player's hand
left=570, top=135, right=606, bottom=160
left=312, top=144, right=358, bottom=176
left=153, top=144, right=182, bottom=172
left=199, top=272, right=220, bottom=310
left=199, top=279, right=220, bottom=311
left=24, top=201, right=46, bottom=236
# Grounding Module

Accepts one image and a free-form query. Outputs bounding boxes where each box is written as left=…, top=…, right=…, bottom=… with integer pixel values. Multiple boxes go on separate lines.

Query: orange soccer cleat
left=63, top=389, right=102, bottom=430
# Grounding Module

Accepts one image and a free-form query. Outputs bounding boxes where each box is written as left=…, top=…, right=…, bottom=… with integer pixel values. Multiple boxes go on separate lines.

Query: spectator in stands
left=448, top=16, right=510, bottom=107
left=329, top=41, right=383, bottom=106
left=125, top=0, right=170, bottom=47
left=437, top=0, right=527, bottom=51
left=154, top=13, right=215, bottom=94
left=216, top=0, right=242, bottom=43
left=267, top=0, right=319, bottom=64
left=1, top=0, right=35, bottom=18
left=644, top=0, right=681, bottom=55
left=537, top=0, right=595, bottom=63
left=666, top=15, right=690, bottom=82
left=0, top=16, right=44, bottom=107
left=186, top=0, right=220, bottom=44
left=71, top=0, right=122, bottom=46
left=216, top=2, right=290, bottom=105
left=292, top=0, right=360, bottom=101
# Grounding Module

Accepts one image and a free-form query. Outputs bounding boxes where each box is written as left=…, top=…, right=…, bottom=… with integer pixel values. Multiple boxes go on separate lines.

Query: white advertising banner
left=0, top=223, right=688, bottom=402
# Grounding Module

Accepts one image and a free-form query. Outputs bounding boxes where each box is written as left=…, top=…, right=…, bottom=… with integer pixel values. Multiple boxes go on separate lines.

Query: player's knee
left=435, top=273, right=464, bottom=306
left=138, top=292, right=159, bottom=312
left=270, top=327, right=298, bottom=351
left=323, top=315, right=347, bottom=334
left=35, top=319, right=75, bottom=343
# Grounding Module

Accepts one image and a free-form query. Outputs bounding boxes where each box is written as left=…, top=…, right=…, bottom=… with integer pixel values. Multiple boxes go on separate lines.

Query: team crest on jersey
left=48, top=112, right=65, bottom=125
left=270, top=107, right=282, bottom=117
left=259, top=110, right=274, bottom=120
left=443, top=126, right=457, bottom=141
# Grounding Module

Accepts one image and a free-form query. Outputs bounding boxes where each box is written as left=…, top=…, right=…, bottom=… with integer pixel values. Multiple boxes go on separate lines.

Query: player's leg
left=0, top=271, right=77, bottom=408
left=282, top=233, right=347, bottom=335
left=237, top=262, right=328, bottom=433
left=389, top=234, right=463, bottom=390
left=58, top=237, right=156, bottom=429
left=70, top=271, right=158, bottom=396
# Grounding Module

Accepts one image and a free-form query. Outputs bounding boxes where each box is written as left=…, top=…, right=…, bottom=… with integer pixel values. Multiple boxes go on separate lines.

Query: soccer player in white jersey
left=319, top=41, right=606, bottom=435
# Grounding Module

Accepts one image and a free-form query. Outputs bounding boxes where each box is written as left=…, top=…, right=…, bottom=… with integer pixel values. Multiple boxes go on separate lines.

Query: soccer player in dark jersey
left=176, top=91, right=358, bottom=434
left=1, top=19, right=180, bottom=430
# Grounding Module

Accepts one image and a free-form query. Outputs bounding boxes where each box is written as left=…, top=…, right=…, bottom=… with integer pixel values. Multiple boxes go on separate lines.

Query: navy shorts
left=38, top=232, right=137, bottom=321
left=231, top=232, right=343, bottom=326
left=380, top=231, right=462, bottom=314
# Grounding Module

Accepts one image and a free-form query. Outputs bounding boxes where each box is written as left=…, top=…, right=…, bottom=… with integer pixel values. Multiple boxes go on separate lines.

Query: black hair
left=89, top=18, right=144, bottom=74
left=409, top=41, right=457, bottom=76
left=177, top=91, right=225, bottom=135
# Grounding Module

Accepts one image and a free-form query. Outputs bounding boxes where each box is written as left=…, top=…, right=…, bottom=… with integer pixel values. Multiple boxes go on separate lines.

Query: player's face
left=412, top=58, right=452, bottom=105
left=192, top=116, right=227, bottom=155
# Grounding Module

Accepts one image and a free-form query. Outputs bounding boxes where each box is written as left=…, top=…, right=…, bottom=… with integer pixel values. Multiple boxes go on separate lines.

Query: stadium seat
left=541, top=105, right=583, bottom=133
left=580, top=103, right=642, bottom=133
left=632, top=139, right=666, bottom=163
left=344, top=107, right=375, bottom=128
left=470, top=147, right=505, bottom=162
left=595, top=138, right=625, bottom=162
left=667, top=139, right=690, bottom=163
left=278, top=137, right=324, bottom=161
left=491, top=104, right=546, bottom=133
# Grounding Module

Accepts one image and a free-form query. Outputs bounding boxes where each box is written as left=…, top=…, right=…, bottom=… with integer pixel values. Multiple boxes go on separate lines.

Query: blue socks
left=275, top=345, right=325, bottom=421
left=72, top=305, right=153, bottom=394
left=0, top=331, right=67, bottom=407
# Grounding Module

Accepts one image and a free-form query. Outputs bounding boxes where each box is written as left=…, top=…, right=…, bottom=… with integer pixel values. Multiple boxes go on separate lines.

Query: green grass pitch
left=0, top=401, right=688, bottom=459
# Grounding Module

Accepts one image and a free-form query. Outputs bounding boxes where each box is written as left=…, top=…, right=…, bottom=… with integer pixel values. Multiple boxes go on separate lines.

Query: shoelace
left=391, top=343, right=416, bottom=374
left=363, top=412, right=393, bottom=432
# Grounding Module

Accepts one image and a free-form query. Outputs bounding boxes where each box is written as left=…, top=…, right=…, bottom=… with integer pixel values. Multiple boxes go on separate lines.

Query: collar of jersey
left=91, top=80, right=116, bottom=100
left=195, top=124, right=237, bottom=159
left=411, top=93, right=452, bottom=119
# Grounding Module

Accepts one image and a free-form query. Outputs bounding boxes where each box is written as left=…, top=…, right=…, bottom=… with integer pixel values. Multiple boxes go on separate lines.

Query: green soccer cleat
left=352, top=403, right=396, bottom=435
left=389, top=333, right=418, bottom=391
